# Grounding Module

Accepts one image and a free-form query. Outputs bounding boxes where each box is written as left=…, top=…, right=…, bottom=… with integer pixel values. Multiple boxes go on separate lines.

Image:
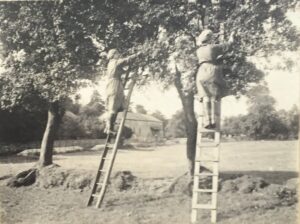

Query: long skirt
left=106, top=78, right=125, bottom=114
left=196, top=63, right=228, bottom=100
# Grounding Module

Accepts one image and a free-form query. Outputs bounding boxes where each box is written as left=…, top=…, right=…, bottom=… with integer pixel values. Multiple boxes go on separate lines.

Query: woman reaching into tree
left=195, top=29, right=235, bottom=129
left=104, top=49, right=141, bottom=134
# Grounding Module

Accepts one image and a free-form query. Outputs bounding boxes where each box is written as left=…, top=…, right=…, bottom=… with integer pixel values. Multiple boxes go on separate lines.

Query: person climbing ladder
left=104, top=49, right=141, bottom=135
left=195, top=29, right=235, bottom=129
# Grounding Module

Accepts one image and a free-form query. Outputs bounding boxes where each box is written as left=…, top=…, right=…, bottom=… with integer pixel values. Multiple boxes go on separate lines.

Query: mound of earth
left=166, top=168, right=213, bottom=196
left=110, top=171, right=137, bottom=191
left=35, top=165, right=94, bottom=190
left=220, top=175, right=269, bottom=193
left=218, top=176, right=298, bottom=213
left=6, top=166, right=142, bottom=192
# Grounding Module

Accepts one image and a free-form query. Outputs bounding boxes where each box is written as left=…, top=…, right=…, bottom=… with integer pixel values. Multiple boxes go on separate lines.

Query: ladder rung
left=92, top=194, right=100, bottom=198
left=194, top=189, right=217, bottom=193
left=194, top=172, right=218, bottom=176
left=96, top=183, right=104, bottom=186
left=195, top=159, right=219, bottom=162
left=99, top=169, right=106, bottom=172
left=105, top=144, right=114, bottom=148
left=193, top=203, right=216, bottom=210
left=198, top=129, right=220, bottom=133
left=198, top=144, right=219, bottom=147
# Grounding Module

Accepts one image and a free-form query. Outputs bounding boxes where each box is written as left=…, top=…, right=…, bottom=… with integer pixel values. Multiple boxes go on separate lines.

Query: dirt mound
left=166, top=170, right=213, bottom=197
left=6, top=166, right=140, bottom=192
left=220, top=175, right=269, bottom=193
left=110, top=171, right=137, bottom=191
left=285, top=178, right=298, bottom=190
left=35, top=165, right=94, bottom=190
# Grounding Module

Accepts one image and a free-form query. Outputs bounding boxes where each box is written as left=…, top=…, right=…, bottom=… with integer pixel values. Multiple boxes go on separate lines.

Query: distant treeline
left=0, top=91, right=106, bottom=144
left=222, top=105, right=299, bottom=140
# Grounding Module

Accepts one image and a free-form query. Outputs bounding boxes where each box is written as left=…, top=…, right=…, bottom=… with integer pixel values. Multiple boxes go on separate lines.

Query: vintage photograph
left=0, top=0, right=299, bottom=223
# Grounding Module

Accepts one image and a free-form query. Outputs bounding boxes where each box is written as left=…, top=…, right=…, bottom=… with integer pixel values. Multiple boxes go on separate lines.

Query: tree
left=132, top=0, right=299, bottom=176
left=278, top=105, right=299, bottom=139
left=244, top=86, right=285, bottom=139
left=0, top=107, right=47, bottom=143
left=222, top=85, right=291, bottom=140
left=165, top=110, right=187, bottom=138
left=135, top=104, right=147, bottom=114
left=222, top=115, right=247, bottom=138
left=80, top=90, right=105, bottom=117
left=286, top=105, right=299, bottom=138
left=57, top=111, right=85, bottom=140
left=1, top=0, right=298, bottom=183
left=0, top=0, right=148, bottom=167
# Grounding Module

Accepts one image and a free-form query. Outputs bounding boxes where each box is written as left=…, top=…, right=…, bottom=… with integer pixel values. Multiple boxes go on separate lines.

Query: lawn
left=0, top=140, right=298, bottom=224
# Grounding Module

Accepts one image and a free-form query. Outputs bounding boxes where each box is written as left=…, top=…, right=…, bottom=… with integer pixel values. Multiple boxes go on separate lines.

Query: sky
left=80, top=9, right=300, bottom=119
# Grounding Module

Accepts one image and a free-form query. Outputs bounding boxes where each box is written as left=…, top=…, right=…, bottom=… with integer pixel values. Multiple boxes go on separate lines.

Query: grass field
left=0, top=140, right=298, bottom=224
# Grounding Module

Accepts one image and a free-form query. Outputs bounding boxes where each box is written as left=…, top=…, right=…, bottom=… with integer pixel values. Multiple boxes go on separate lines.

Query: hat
left=196, top=29, right=213, bottom=46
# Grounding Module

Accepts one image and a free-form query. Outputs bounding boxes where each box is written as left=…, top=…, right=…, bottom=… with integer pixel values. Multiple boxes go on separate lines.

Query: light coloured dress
left=105, top=55, right=136, bottom=114
left=196, top=43, right=229, bottom=100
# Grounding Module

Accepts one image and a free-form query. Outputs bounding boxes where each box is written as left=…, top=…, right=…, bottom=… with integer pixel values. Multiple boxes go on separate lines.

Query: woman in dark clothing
left=196, top=29, right=234, bottom=128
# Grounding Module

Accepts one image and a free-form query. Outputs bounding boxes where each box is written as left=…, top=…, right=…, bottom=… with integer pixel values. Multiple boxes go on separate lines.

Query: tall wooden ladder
left=191, top=101, right=221, bottom=223
left=87, top=77, right=136, bottom=208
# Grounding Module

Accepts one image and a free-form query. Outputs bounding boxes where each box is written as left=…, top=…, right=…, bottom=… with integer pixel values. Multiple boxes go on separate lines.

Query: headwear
left=196, top=29, right=213, bottom=46
left=107, top=49, right=119, bottom=60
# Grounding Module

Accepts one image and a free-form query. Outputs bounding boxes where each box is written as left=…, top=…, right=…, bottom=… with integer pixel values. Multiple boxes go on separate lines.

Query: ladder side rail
left=191, top=131, right=202, bottom=223
left=95, top=78, right=137, bottom=208
left=87, top=135, right=111, bottom=206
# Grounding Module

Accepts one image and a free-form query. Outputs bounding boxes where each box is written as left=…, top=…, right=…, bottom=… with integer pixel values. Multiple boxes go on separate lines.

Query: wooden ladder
left=191, top=101, right=221, bottom=223
left=87, top=77, right=136, bottom=208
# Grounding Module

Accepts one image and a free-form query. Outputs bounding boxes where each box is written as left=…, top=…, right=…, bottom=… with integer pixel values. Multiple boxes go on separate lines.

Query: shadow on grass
left=220, top=170, right=298, bottom=185
left=0, top=155, right=38, bottom=164
left=0, top=155, right=63, bottom=164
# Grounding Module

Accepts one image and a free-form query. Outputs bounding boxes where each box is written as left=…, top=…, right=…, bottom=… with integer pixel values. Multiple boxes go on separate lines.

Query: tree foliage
left=165, top=110, right=187, bottom=138
left=135, top=104, right=148, bottom=114
left=131, top=0, right=299, bottom=96
left=223, top=86, right=298, bottom=140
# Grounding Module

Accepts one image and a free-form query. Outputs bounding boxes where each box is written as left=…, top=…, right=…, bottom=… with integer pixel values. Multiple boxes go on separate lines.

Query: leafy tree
left=0, top=0, right=298, bottom=179
left=222, top=115, right=247, bottom=137
left=278, top=105, right=299, bottom=139
left=0, top=107, right=47, bottom=143
left=165, top=110, right=187, bottom=138
left=286, top=105, right=299, bottom=138
left=79, top=90, right=105, bottom=117
left=132, top=0, right=299, bottom=175
left=0, top=1, right=148, bottom=167
left=63, top=97, right=81, bottom=115
left=57, top=111, right=85, bottom=140
left=223, top=85, right=293, bottom=140
left=135, top=104, right=147, bottom=114
left=242, top=85, right=285, bottom=139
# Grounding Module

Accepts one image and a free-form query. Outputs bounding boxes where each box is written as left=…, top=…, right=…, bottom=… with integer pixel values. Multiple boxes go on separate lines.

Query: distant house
left=116, top=112, right=164, bottom=142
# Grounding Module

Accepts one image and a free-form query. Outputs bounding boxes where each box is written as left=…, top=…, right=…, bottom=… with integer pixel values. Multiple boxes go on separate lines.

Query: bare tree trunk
left=39, top=102, right=60, bottom=167
left=174, top=68, right=198, bottom=178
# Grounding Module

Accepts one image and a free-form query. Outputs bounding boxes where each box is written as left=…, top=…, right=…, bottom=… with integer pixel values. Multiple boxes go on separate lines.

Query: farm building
left=116, top=112, right=164, bottom=142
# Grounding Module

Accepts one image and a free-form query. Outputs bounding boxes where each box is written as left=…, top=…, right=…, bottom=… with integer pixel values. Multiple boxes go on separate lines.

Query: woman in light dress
left=104, top=49, right=141, bottom=134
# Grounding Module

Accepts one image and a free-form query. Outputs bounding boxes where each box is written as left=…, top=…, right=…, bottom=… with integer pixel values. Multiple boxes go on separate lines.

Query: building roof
left=116, top=112, right=162, bottom=123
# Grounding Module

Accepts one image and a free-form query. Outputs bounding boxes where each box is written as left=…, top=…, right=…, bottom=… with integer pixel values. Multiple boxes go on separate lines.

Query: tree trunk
left=174, top=68, right=198, bottom=178
left=39, top=102, right=60, bottom=167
